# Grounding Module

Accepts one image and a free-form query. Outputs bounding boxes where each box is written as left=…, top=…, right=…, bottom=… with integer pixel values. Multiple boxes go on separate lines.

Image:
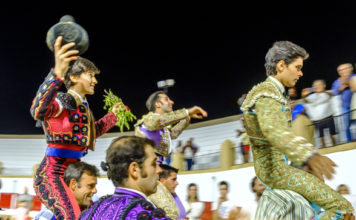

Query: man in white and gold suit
left=241, top=41, right=353, bottom=220
left=135, top=90, right=207, bottom=219
left=135, top=91, right=207, bottom=163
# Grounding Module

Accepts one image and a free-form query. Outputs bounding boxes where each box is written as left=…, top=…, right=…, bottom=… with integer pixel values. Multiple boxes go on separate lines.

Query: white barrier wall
left=2, top=149, right=356, bottom=206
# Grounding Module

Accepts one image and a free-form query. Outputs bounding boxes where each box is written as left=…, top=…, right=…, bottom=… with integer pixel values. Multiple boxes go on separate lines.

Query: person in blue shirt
left=332, top=63, right=356, bottom=142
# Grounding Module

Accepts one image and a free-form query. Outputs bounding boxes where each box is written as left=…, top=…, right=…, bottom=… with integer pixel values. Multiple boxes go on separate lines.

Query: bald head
left=337, top=63, right=353, bottom=78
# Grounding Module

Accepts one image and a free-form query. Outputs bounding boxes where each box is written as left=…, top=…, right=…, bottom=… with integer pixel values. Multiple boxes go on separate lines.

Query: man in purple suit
left=79, top=136, right=171, bottom=219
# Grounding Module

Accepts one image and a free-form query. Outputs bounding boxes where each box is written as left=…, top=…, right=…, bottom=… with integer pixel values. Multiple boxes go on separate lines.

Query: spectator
left=288, top=87, right=298, bottom=100
left=212, top=181, right=237, bottom=220
left=79, top=136, right=170, bottom=220
left=237, top=94, right=247, bottom=114
left=332, top=63, right=356, bottom=142
left=166, top=140, right=183, bottom=166
left=35, top=161, right=99, bottom=219
left=182, top=138, right=198, bottom=170
left=349, top=75, right=356, bottom=140
left=16, top=187, right=33, bottom=214
left=236, top=117, right=250, bottom=163
left=182, top=183, right=205, bottom=220
left=303, top=79, right=337, bottom=148
left=14, top=187, right=33, bottom=220
left=149, top=164, right=187, bottom=220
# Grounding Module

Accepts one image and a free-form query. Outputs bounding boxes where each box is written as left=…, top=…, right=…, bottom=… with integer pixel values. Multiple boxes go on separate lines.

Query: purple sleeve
left=79, top=197, right=171, bottom=220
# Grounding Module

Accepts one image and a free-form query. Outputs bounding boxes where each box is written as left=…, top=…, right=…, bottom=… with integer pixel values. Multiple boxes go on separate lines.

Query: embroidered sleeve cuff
left=109, top=111, right=119, bottom=123
left=302, top=150, right=319, bottom=167
left=51, top=68, right=65, bottom=81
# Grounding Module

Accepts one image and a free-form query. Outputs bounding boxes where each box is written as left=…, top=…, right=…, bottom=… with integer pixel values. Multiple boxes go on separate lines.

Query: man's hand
left=188, top=106, right=208, bottom=119
left=307, top=154, right=336, bottom=182
left=53, top=36, right=79, bottom=78
left=301, top=88, right=312, bottom=98
left=111, top=102, right=127, bottom=113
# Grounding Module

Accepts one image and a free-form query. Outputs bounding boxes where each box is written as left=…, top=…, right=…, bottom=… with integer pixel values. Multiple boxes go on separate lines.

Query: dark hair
left=251, top=176, right=258, bottom=193
left=219, top=180, right=229, bottom=189
left=64, top=161, right=99, bottom=187
left=337, top=184, right=348, bottom=189
left=102, top=136, right=156, bottom=187
left=159, top=164, right=179, bottom=180
left=265, top=41, right=309, bottom=76
left=64, top=56, right=100, bottom=89
left=145, top=91, right=166, bottom=112
left=187, top=183, right=199, bottom=201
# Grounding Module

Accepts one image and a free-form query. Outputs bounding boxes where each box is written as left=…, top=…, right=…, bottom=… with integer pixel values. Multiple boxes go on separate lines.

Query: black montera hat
left=46, top=15, right=89, bottom=55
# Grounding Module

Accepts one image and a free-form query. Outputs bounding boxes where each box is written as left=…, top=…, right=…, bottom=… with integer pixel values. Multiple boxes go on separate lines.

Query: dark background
left=1, top=6, right=356, bottom=134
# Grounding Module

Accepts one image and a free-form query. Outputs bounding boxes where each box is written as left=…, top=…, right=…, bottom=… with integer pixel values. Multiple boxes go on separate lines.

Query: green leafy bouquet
left=103, top=89, right=137, bottom=132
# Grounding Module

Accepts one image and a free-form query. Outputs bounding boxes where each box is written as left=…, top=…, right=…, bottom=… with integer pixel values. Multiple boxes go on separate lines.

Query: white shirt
left=183, top=146, right=194, bottom=158
left=268, top=76, right=285, bottom=94
left=305, top=92, right=333, bottom=121
left=68, top=89, right=88, bottom=104
left=182, top=200, right=205, bottom=220
left=212, top=200, right=236, bottom=219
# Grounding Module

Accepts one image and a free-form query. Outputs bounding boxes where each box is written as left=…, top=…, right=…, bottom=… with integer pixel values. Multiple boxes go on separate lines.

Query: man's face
left=313, top=80, right=326, bottom=93
left=253, top=178, right=266, bottom=197
left=337, top=64, right=353, bottom=78
left=72, top=71, right=98, bottom=95
left=138, top=145, right=161, bottom=196
left=161, top=172, right=178, bottom=194
left=73, top=172, right=97, bottom=206
left=156, top=93, right=174, bottom=113
left=276, top=57, right=304, bottom=87
left=219, top=184, right=228, bottom=198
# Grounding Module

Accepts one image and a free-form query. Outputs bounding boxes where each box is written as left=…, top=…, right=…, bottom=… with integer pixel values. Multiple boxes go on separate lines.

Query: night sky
left=1, top=7, right=356, bottom=134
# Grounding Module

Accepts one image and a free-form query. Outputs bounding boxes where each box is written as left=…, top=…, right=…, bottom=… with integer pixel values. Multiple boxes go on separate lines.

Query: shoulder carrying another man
left=149, top=164, right=188, bottom=220
left=35, top=161, right=99, bottom=220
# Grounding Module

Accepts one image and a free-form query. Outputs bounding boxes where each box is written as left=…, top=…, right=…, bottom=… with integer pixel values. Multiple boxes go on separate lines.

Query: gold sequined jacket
left=241, top=78, right=317, bottom=182
left=135, top=109, right=190, bottom=157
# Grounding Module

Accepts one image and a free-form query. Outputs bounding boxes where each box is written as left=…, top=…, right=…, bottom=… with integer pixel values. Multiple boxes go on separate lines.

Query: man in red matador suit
left=30, top=36, right=125, bottom=220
